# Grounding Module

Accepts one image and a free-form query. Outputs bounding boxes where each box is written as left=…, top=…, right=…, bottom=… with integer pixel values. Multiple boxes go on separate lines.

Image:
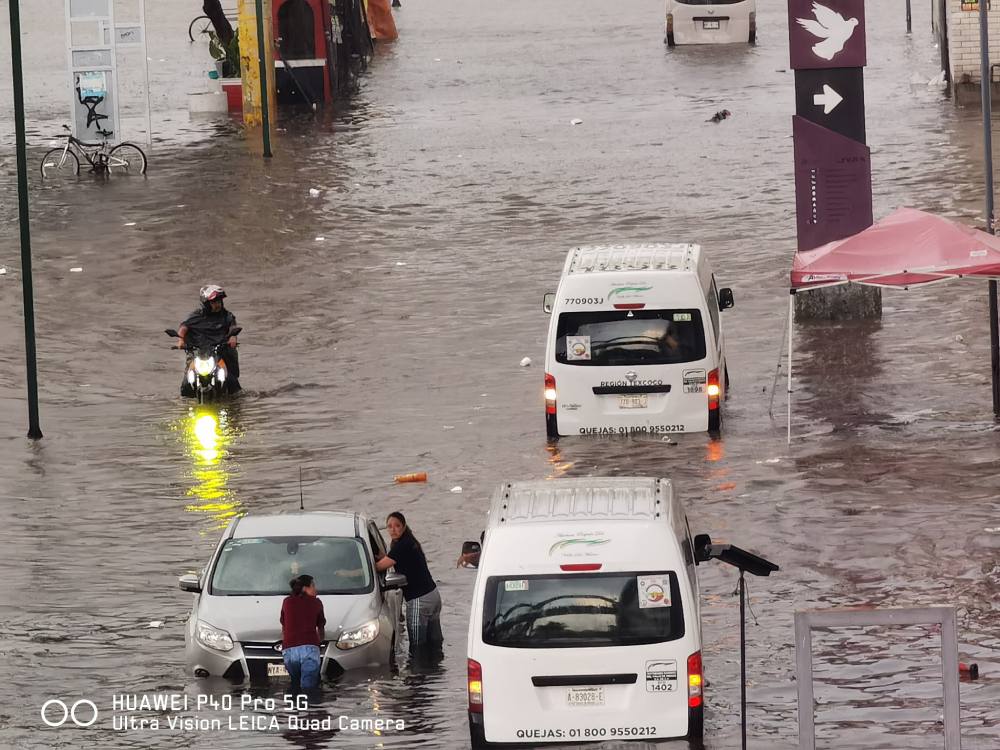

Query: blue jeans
left=283, top=644, right=321, bottom=689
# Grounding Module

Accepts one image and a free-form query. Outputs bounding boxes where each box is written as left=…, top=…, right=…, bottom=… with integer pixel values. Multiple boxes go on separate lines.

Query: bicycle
left=189, top=10, right=236, bottom=43
left=40, top=125, right=147, bottom=178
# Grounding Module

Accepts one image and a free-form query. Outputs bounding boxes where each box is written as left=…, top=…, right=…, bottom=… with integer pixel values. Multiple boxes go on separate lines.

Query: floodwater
left=0, top=0, right=998, bottom=748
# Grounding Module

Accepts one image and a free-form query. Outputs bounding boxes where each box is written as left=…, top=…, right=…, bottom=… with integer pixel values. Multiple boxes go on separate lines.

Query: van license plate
left=619, top=394, right=648, bottom=409
left=703, top=20, right=720, bottom=29
left=567, top=687, right=604, bottom=706
left=268, top=663, right=289, bottom=678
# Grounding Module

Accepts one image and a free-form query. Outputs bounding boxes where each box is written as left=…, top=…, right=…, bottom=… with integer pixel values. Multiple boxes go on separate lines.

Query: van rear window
left=556, top=310, right=706, bottom=366
left=482, top=572, right=684, bottom=649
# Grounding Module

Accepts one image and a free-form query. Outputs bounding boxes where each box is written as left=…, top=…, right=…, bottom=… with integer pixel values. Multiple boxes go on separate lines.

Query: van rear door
left=477, top=570, right=694, bottom=743
left=551, top=308, right=711, bottom=435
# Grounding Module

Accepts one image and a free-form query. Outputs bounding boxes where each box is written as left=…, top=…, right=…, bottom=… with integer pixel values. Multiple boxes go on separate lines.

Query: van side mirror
left=693, top=534, right=713, bottom=564
left=178, top=574, right=202, bottom=593
left=458, top=540, right=482, bottom=568
left=384, top=571, right=408, bottom=591
left=542, top=292, right=555, bottom=314
left=719, top=288, right=735, bottom=310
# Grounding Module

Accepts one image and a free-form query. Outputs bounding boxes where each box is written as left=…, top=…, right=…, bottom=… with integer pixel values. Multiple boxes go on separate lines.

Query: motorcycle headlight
left=336, top=620, right=379, bottom=650
left=194, top=357, right=215, bottom=376
left=195, top=621, right=234, bottom=652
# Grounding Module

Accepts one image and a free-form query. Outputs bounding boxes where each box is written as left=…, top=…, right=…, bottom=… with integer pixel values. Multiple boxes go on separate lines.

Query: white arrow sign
left=813, top=84, right=843, bottom=114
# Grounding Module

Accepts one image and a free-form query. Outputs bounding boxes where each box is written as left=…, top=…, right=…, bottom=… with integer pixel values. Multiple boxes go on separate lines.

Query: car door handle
left=531, top=673, right=638, bottom=687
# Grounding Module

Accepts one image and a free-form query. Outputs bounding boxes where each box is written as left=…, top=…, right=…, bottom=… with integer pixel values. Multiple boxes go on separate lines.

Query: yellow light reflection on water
left=182, top=407, right=243, bottom=531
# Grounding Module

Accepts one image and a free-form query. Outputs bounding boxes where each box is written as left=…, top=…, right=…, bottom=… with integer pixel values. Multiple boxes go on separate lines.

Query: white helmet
left=199, top=284, right=227, bottom=305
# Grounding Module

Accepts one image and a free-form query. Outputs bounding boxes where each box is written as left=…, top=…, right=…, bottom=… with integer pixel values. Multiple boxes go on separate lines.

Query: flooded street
left=1, top=0, right=999, bottom=747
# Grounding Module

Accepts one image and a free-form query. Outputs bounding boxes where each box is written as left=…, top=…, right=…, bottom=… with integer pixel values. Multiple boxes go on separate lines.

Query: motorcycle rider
left=176, top=285, right=241, bottom=395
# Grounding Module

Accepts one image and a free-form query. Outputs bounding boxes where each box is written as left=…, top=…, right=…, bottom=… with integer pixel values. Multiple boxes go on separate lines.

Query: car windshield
left=482, top=571, right=684, bottom=648
left=209, top=536, right=372, bottom=596
left=556, top=309, right=706, bottom=366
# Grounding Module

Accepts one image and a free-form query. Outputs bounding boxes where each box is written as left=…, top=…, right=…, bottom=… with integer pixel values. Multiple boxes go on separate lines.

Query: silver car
left=178, top=511, right=405, bottom=682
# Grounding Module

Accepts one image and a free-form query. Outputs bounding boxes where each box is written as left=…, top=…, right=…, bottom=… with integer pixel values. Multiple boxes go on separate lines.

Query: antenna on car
left=299, top=466, right=305, bottom=510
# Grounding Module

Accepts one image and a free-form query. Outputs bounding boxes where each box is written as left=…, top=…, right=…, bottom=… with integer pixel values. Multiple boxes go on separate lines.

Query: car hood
left=196, top=593, right=380, bottom=643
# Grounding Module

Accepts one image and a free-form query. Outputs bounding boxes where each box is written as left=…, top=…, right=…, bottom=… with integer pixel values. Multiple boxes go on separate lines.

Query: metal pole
left=140, top=0, right=153, bottom=145
left=254, top=0, right=273, bottom=158
left=980, top=0, right=1000, bottom=416
left=8, top=0, right=42, bottom=440
left=906, top=0, right=912, bottom=33
left=739, top=570, right=747, bottom=750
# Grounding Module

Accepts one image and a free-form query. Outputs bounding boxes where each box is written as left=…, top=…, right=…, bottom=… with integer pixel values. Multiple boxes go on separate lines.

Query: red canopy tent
left=784, top=208, right=1000, bottom=441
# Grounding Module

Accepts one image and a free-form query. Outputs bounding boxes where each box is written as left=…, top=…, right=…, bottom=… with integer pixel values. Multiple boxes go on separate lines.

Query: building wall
left=947, top=0, right=1000, bottom=84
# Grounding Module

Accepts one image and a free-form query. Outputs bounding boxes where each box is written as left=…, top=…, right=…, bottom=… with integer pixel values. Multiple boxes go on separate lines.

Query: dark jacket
left=181, top=307, right=238, bottom=349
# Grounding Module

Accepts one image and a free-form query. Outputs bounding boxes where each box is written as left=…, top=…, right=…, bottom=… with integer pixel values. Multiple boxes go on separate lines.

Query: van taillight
left=707, top=369, right=720, bottom=410
left=687, top=651, right=703, bottom=708
left=468, top=659, right=484, bottom=713
left=560, top=563, right=602, bottom=572
left=544, top=373, right=557, bottom=415
left=666, top=13, right=673, bottom=33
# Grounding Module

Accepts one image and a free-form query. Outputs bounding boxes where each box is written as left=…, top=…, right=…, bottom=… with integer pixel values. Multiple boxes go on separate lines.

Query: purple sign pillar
left=789, top=0, right=879, bottom=317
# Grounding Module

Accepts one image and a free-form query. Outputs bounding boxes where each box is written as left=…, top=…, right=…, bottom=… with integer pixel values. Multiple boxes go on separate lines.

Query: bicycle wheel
left=108, top=143, right=147, bottom=175
left=40, top=148, right=80, bottom=178
left=188, top=15, right=212, bottom=42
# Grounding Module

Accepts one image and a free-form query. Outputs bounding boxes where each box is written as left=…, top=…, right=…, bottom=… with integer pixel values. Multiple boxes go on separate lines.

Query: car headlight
left=196, top=621, right=234, bottom=652
left=336, top=620, right=379, bottom=650
left=194, top=357, right=215, bottom=376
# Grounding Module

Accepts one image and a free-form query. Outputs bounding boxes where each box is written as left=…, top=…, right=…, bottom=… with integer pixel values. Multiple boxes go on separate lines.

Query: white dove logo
left=797, top=2, right=859, bottom=61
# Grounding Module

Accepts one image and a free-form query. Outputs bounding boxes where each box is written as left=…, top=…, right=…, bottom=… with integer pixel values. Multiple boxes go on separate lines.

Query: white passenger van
left=665, top=0, right=756, bottom=46
left=542, top=244, right=734, bottom=438
left=466, top=477, right=704, bottom=748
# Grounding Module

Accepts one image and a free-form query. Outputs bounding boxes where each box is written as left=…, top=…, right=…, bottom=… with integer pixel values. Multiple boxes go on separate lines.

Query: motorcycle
left=165, top=327, right=242, bottom=403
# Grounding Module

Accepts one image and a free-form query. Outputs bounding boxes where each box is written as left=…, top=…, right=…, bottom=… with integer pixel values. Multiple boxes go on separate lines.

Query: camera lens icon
left=41, top=699, right=98, bottom=728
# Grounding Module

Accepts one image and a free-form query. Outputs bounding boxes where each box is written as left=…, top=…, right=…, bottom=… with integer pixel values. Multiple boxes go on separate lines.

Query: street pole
left=8, top=0, right=43, bottom=440
left=254, top=0, right=273, bottom=158
left=906, top=0, right=912, bottom=34
left=979, top=0, right=1000, bottom=416
left=739, top=571, right=747, bottom=750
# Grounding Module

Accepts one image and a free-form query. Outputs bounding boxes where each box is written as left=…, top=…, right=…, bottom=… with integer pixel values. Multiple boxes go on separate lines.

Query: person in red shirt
left=280, top=574, right=326, bottom=690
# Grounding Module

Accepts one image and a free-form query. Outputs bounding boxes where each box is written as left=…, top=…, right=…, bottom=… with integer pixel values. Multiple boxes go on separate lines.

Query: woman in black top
left=375, top=511, right=442, bottom=651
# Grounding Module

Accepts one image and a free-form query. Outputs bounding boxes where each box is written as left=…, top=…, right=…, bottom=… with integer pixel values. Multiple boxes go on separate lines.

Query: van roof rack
left=489, top=477, right=674, bottom=525
left=568, top=244, right=698, bottom=275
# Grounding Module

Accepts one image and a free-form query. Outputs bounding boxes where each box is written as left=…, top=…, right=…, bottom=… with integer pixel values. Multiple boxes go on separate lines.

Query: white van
left=466, top=477, right=704, bottom=747
left=542, top=244, right=734, bottom=438
left=665, top=0, right=756, bottom=46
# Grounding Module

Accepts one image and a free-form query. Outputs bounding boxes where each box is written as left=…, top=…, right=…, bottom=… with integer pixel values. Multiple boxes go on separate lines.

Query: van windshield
left=556, top=310, right=706, bottom=366
left=482, top=572, right=684, bottom=649
left=210, top=536, right=373, bottom=596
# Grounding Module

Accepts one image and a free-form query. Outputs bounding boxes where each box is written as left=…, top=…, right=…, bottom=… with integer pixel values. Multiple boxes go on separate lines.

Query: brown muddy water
left=0, top=0, right=998, bottom=748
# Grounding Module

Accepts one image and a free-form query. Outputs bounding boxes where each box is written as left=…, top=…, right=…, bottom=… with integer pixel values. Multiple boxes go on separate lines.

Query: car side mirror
left=542, top=292, right=555, bottom=314
left=178, top=574, right=202, bottom=593
left=459, top=540, right=482, bottom=569
left=719, top=288, right=734, bottom=310
left=165, top=328, right=179, bottom=338
left=693, top=533, right=712, bottom=564
left=384, top=571, right=408, bottom=591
